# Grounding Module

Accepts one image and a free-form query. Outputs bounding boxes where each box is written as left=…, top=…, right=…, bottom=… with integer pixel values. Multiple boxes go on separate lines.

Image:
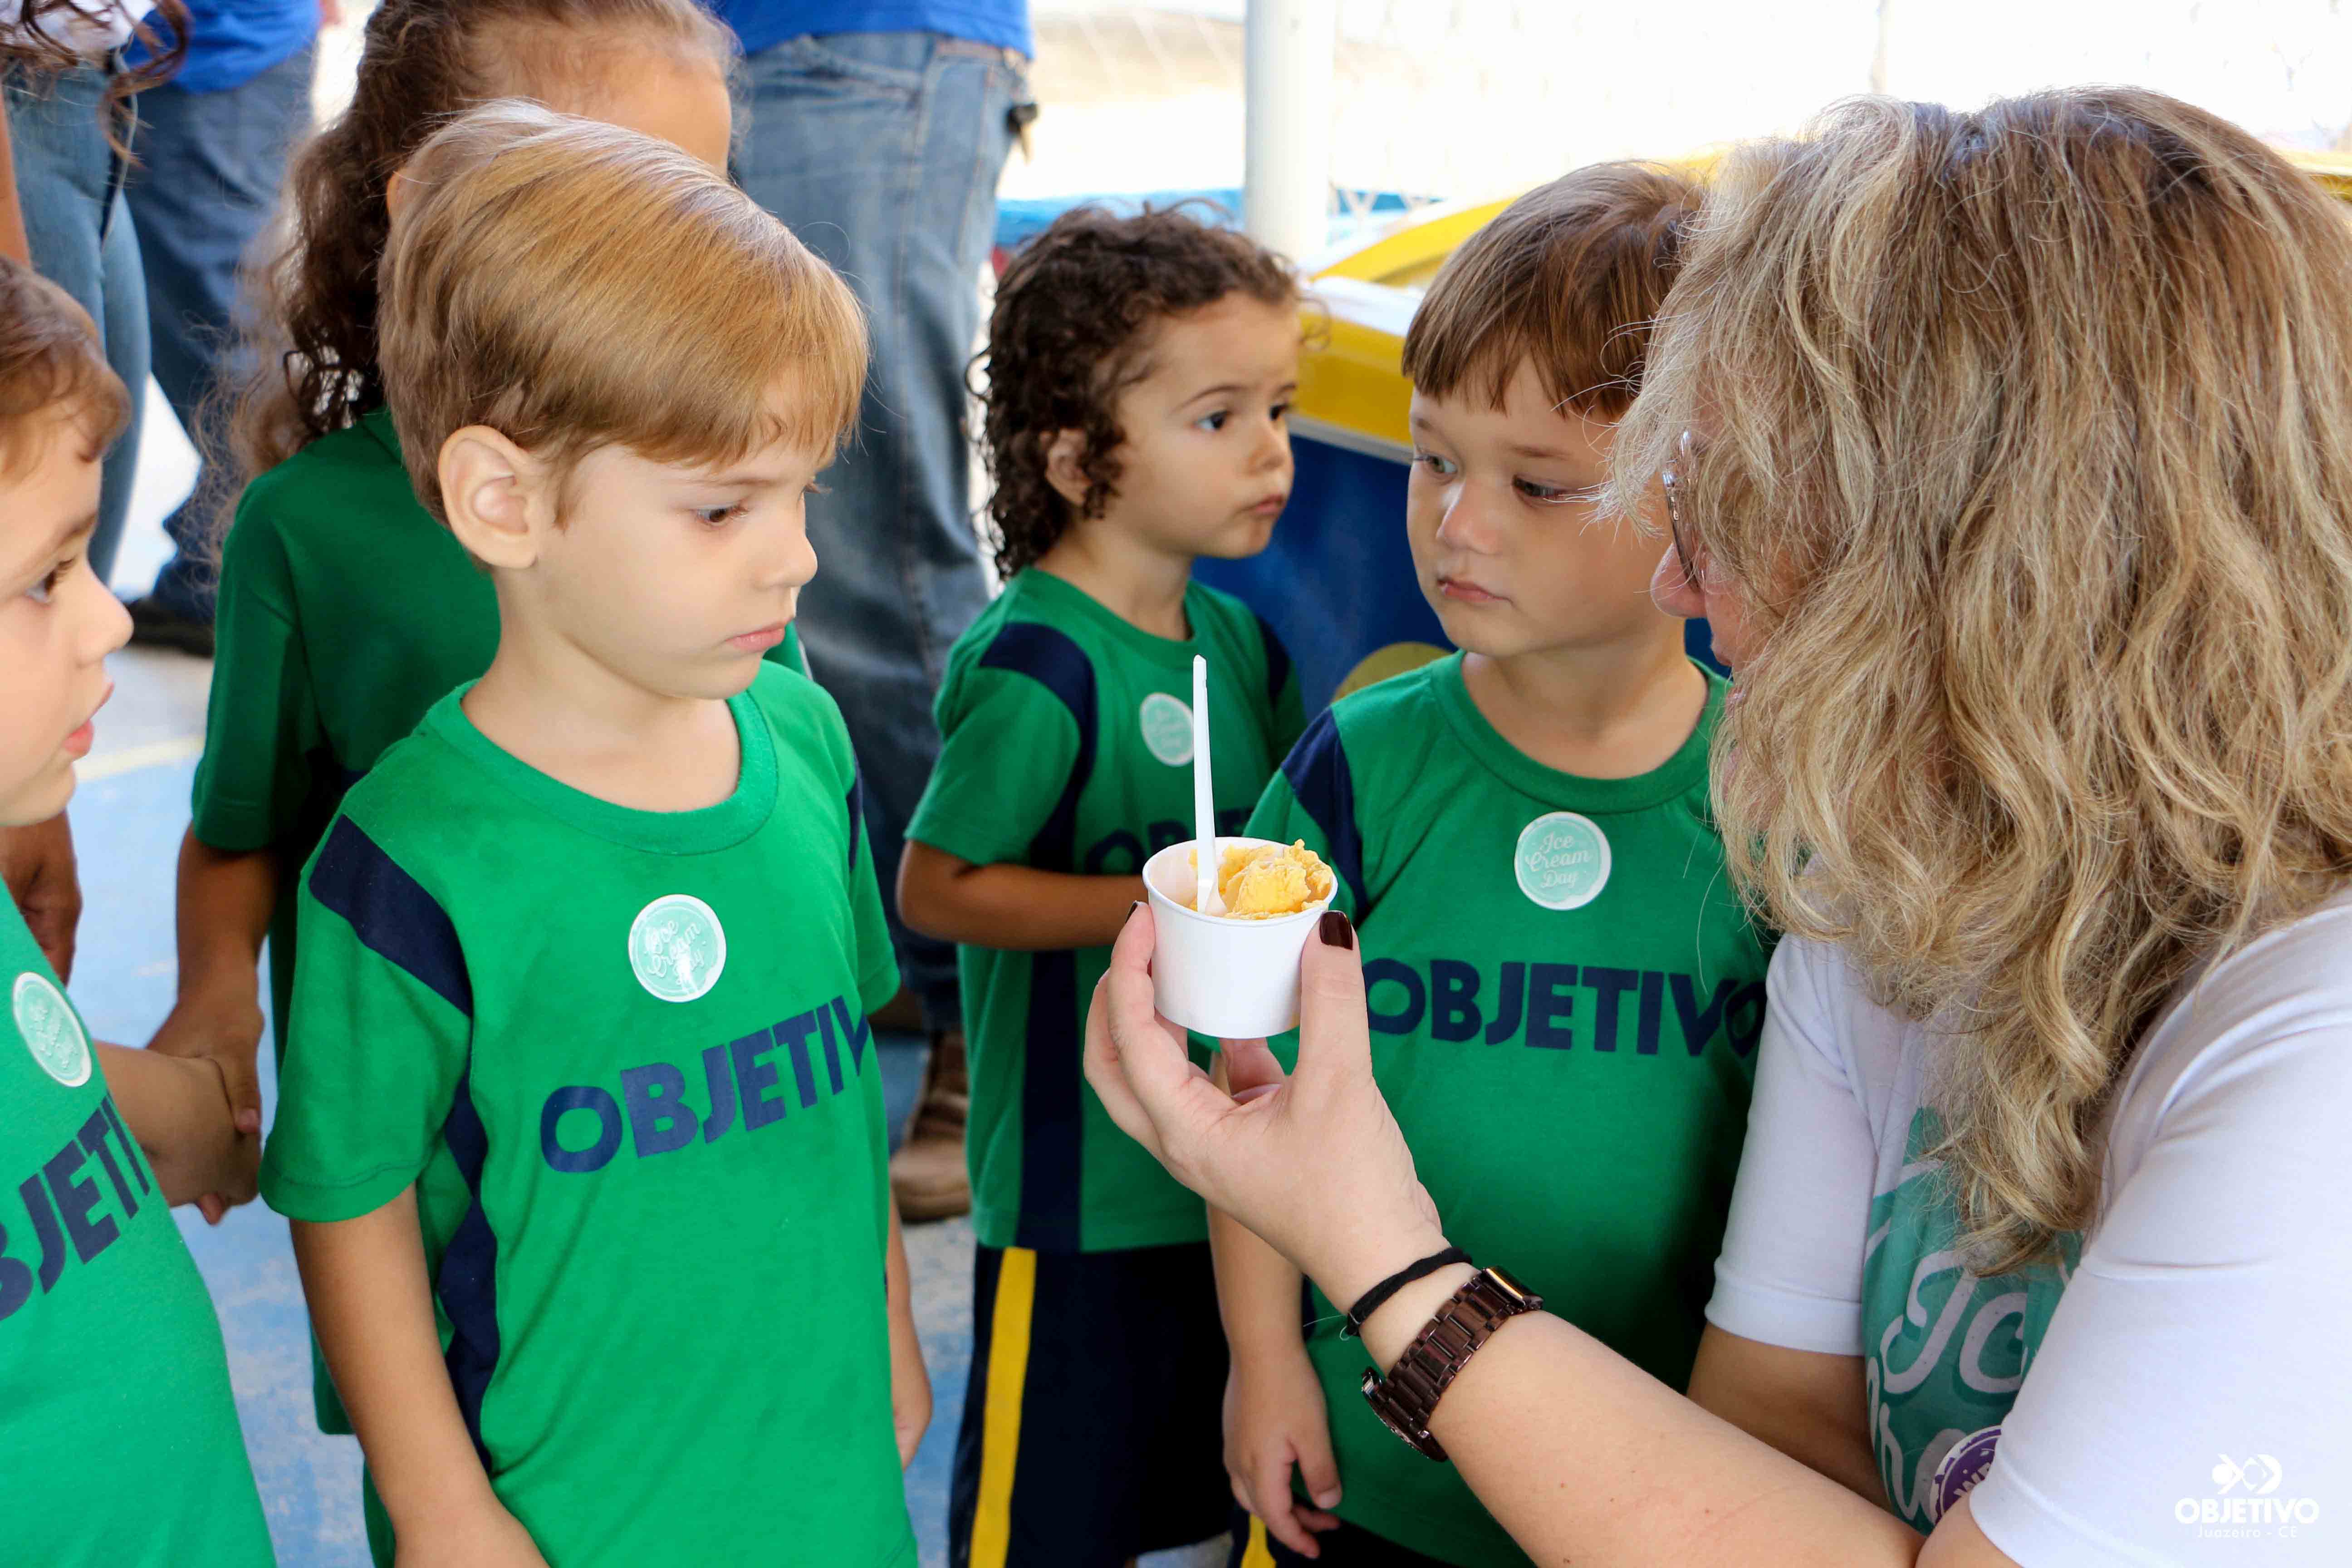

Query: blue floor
left=65, top=756, right=973, bottom=1567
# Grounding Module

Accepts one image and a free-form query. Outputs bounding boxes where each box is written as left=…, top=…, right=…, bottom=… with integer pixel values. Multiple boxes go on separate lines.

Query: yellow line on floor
left=76, top=735, right=203, bottom=782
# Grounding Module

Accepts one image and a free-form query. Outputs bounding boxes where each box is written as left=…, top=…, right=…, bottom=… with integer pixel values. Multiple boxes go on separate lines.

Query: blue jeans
left=126, top=42, right=317, bottom=619
left=735, top=31, right=1029, bottom=1031
left=6, top=60, right=147, bottom=585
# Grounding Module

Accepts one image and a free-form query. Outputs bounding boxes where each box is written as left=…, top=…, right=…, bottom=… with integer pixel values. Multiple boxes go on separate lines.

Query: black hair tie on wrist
left=1342, top=1248, right=1472, bottom=1339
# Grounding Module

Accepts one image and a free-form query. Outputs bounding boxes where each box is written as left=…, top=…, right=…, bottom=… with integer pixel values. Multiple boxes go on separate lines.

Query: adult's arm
left=1084, top=906, right=2017, bottom=1567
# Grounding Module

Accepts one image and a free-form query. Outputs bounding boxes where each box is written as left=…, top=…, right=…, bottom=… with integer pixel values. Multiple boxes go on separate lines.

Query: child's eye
left=24, top=558, right=72, bottom=604
left=693, top=504, right=745, bottom=527
left=1515, top=478, right=1577, bottom=503
left=1415, top=451, right=1459, bottom=478
left=1270, top=401, right=1290, bottom=422
left=1196, top=410, right=1230, bottom=433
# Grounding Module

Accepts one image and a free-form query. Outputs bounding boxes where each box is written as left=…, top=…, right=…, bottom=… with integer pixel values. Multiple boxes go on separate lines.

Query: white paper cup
left=1143, top=837, right=1333, bottom=1039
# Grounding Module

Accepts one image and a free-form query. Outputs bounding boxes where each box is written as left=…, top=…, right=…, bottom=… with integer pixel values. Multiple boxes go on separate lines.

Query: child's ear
left=439, top=426, right=549, bottom=569
left=1043, top=429, right=1091, bottom=510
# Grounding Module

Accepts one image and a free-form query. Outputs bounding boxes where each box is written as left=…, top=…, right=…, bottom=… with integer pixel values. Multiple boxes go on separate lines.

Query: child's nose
left=76, top=569, right=131, bottom=663
left=1253, top=414, right=1290, bottom=472
left=765, top=529, right=819, bottom=592
left=1434, top=484, right=1497, bottom=552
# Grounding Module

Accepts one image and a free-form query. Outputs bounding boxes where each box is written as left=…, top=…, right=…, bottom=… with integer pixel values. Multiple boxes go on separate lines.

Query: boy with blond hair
left=260, top=103, right=925, bottom=1568
left=1218, top=165, right=1775, bottom=1568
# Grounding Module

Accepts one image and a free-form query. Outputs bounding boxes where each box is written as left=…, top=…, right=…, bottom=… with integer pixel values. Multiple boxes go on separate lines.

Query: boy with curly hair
left=898, top=203, right=1304, bottom=1566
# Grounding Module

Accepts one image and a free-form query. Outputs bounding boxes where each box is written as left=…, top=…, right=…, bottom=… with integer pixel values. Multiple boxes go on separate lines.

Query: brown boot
left=890, top=1030, right=970, bottom=1222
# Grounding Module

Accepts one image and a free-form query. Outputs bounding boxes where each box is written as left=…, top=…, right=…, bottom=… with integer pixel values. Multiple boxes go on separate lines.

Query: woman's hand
left=1083, top=904, right=1446, bottom=1311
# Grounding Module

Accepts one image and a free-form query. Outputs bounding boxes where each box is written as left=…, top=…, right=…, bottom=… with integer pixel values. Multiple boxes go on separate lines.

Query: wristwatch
left=1360, top=1265, right=1543, bottom=1462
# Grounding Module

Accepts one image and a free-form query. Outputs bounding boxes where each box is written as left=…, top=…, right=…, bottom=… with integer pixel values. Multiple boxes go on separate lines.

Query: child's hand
left=890, top=1308, right=932, bottom=1468
left=392, top=1499, right=549, bottom=1568
left=94, top=1044, right=261, bottom=1218
left=1224, top=1342, right=1343, bottom=1558
left=147, top=991, right=266, bottom=1221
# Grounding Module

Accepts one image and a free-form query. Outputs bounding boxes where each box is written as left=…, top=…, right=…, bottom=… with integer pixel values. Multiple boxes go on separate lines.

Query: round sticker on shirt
left=14, top=971, right=90, bottom=1087
left=1514, top=812, right=1612, bottom=911
left=1138, top=692, right=1195, bottom=767
left=627, top=895, right=727, bottom=1004
left=1926, top=1425, right=2002, bottom=1523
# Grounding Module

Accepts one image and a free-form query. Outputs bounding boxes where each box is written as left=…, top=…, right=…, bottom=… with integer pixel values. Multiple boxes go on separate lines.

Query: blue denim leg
left=7, top=62, right=147, bottom=584
left=735, top=30, right=1028, bottom=1030
left=126, top=42, right=317, bottom=618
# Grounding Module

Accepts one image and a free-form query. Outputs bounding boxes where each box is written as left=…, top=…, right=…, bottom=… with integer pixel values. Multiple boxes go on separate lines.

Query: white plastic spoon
left=1191, top=655, right=1225, bottom=916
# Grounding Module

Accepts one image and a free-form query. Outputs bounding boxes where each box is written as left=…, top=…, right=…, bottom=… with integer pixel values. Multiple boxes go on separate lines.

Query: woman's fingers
left=1221, top=1036, right=1288, bottom=1101
left=1082, top=971, right=1162, bottom=1158
left=1293, top=912, right=1372, bottom=1095
left=1085, top=905, right=1229, bottom=1171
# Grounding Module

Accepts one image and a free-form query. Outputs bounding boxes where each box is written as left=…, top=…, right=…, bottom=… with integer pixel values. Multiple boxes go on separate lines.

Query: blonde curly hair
left=1612, top=88, right=2352, bottom=1273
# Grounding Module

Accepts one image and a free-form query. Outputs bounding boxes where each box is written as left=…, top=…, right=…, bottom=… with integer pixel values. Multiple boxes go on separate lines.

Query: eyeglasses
left=1658, top=428, right=1702, bottom=592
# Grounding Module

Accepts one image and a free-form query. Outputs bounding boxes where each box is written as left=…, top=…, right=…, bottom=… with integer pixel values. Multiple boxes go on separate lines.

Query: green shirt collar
left=1428, top=651, right=1723, bottom=816
left=425, top=681, right=779, bottom=854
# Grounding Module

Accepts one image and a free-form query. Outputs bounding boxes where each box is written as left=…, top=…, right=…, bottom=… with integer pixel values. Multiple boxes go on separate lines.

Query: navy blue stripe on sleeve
left=976, top=619, right=1097, bottom=1252
left=976, top=622, right=1098, bottom=873
left=307, top=816, right=473, bottom=1018
left=1252, top=610, right=1293, bottom=710
left=845, top=765, right=867, bottom=872
left=1281, top=708, right=1366, bottom=915
left=436, top=1066, right=503, bottom=1473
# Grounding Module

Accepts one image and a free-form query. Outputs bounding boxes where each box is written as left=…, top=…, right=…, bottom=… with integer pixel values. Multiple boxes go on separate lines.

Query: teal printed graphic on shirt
left=1862, top=1107, right=2077, bottom=1531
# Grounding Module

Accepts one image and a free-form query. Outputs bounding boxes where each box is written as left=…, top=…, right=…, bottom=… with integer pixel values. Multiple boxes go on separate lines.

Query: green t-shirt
left=196, top=408, right=805, bottom=1063
left=1246, top=654, right=1772, bottom=1568
left=201, top=410, right=799, bottom=1435
left=0, top=900, right=273, bottom=1566
left=260, top=666, right=910, bottom=1568
left=906, top=568, right=1304, bottom=1252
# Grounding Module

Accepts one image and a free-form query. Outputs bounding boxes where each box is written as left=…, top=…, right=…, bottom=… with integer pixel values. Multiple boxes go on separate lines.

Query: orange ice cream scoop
left=1190, top=840, right=1334, bottom=920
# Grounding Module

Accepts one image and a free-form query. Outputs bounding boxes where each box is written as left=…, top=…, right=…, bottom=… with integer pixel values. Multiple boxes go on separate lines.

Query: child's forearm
left=94, top=1043, right=252, bottom=1207
left=150, top=833, right=280, bottom=1130
left=898, top=839, right=1145, bottom=951
left=171, top=829, right=278, bottom=1009
left=885, top=1196, right=930, bottom=1466
left=292, top=1196, right=511, bottom=1540
left=1207, top=1061, right=1313, bottom=1365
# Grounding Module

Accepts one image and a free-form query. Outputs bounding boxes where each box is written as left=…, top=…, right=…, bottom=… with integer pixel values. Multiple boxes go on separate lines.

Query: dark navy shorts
left=950, top=1240, right=1234, bottom=1567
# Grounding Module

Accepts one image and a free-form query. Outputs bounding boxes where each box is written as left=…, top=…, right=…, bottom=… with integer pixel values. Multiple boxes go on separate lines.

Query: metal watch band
left=1359, top=1265, right=1544, bottom=1462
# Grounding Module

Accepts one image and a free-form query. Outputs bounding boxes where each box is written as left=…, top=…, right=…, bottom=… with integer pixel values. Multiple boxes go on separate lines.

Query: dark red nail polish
left=1318, top=910, right=1354, bottom=950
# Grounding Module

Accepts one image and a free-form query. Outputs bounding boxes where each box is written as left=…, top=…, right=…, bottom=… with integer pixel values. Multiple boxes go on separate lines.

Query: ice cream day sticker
left=14, top=971, right=91, bottom=1087
left=1514, top=812, right=1611, bottom=911
left=1139, top=692, right=1195, bottom=767
left=628, top=895, right=727, bottom=1003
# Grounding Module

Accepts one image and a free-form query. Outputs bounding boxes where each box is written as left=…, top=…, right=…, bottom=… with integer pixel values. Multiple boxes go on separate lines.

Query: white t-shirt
left=1708, top=894, right=2352, bottom=1564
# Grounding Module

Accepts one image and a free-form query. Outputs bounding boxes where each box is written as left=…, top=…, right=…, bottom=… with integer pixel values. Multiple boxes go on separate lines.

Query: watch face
left=1480, top=1265, right=1541, bottom=1310
left=1361, top=1368, right=1447, bottom=1461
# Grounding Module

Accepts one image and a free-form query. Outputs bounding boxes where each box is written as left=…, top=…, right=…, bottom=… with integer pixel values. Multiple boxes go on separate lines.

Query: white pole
left=1244, top=0, right=1337, bottom=263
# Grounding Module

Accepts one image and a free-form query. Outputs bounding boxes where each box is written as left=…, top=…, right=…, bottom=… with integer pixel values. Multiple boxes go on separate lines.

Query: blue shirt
left=131, top=0, right=318, bottom=93
left=711, top=1, right=1029, bottom=59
